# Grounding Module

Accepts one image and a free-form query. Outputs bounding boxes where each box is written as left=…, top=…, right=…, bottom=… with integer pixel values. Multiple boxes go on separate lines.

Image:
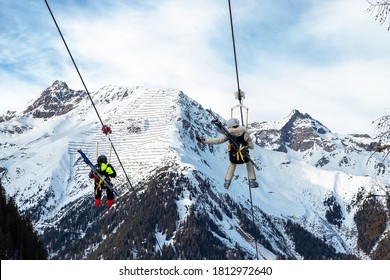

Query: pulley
left=231, top=90, right=249, bottom=128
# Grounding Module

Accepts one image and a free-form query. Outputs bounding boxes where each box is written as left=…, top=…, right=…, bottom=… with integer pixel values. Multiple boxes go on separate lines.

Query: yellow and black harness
left=95, top=163, right=115, bottom=195
left=228, top=133, right=249, bottom=164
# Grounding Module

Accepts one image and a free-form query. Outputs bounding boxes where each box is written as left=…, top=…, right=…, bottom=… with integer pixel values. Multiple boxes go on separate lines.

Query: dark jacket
left=89, top=162, right=117, bottom=186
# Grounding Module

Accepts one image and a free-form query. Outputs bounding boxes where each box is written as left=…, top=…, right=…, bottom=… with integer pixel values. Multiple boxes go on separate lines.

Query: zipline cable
left=227, top=0, right=259, bottom=260
left=44, top=0, right=133, bottom=192
left=44, top=0, right=162, bottom=253
left=228, top=0, right=245, bottom=126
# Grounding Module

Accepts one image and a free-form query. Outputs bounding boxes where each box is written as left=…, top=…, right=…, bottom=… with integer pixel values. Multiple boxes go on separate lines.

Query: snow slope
left=1, top=81, right=389, bottom=259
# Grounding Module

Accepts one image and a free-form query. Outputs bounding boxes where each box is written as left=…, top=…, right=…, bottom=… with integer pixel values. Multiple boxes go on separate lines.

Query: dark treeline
left=0, top=180, right=48, bottom=259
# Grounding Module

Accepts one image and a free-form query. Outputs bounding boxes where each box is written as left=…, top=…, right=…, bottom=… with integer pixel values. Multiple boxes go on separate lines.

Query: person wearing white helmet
left=196, top=118, right=258, bottom=189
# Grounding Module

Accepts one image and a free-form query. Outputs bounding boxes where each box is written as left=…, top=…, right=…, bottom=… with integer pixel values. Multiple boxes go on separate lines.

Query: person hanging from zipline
left=196, top=118, right=258, bottom=189
left=89, top=154, right=117, bottom=208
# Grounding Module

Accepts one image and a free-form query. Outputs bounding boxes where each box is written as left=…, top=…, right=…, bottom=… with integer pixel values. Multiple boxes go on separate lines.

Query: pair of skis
left=206, top=109, right=260, bottom=171
left=78, top=149, right=120, bottom=197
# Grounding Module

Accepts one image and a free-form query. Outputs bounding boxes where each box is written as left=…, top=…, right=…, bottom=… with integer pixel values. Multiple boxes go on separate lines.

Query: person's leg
left=246, top=162, right=258, bottom=188
left=106, top=188, right=115, bottom=208
left=224, top=163, right=237, bottom=189
left=95, top=183, right=102, bottom=207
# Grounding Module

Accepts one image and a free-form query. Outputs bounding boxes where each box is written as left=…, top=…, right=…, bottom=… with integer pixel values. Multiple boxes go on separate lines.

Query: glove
left=211, top=119, right=222, bottom=127
left=196, top=136, right=205, bottom=142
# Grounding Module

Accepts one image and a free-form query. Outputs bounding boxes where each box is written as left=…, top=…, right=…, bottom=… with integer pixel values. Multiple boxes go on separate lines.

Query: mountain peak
left=281, top=110, right=331, bottom=152
left=282, top=109, right=329, bottom=133
left=0, top=110, right=16, bottom=123
left=50, top=80, right=69, bottom=90
left=253, top=109, right=332, bottom=153
left=286, top=109, right=312, bottom=122
left=23, top=80, right=85, bottom=118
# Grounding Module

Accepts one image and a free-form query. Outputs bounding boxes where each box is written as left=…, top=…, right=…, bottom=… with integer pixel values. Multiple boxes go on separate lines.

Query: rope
left=227, top=0, right=259, bottom=260
left=44, top=0, right=162, bottom=254
left=44, top=0, right=133, bottom=192
left=228, top=0, right=245, bottom=126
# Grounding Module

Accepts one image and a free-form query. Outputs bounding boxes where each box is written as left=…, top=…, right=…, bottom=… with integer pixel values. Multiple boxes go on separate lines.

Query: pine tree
left=0, top=180, right=48, bottom=259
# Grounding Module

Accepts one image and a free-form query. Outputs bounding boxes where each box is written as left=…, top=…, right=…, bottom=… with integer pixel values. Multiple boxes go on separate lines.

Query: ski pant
left=95, top=185, right=115, bottom=200
left=225, top=161, right=256, bottom=181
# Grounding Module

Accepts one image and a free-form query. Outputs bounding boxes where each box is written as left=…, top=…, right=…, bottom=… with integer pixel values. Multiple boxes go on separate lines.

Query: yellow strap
left=95, top=179, right=103, bottom=195
left=236, top=147, right=245, bottom=162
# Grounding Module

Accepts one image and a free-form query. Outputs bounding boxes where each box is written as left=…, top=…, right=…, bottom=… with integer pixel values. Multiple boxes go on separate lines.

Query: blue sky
left=1, top=0, right=390, bottom=134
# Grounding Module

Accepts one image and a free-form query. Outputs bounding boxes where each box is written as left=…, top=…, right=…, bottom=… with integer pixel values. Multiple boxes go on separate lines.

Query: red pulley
left=101, top=125, right=112, bottom=135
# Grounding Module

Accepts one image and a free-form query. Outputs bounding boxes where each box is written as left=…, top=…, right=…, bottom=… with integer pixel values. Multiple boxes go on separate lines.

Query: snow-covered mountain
left=0, top=80, right=389, bottom=259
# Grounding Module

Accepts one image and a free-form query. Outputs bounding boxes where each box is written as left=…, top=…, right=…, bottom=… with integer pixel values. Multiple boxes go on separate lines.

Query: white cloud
left=1, top=0, right=390, bottom=135
left=235, top=0, right=390, bottom=134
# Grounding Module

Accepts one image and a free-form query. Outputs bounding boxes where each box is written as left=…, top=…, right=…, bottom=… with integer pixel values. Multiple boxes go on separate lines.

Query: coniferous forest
left=0, top=180, right=48, bottom=260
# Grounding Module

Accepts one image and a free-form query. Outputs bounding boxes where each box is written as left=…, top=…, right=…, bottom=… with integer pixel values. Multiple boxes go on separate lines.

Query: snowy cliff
left=0, top=81, right=389, bottom=259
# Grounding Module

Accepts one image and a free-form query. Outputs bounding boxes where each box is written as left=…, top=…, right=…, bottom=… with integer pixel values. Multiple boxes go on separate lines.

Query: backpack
left=228, top=133, right=250, bottom=164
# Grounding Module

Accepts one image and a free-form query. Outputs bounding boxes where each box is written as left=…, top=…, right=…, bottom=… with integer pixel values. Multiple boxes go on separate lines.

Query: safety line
left=228, top=0, right=245, bottom=125
left=227, top=0, right=259, bottom=260
left=44, top=0, right=162, bottom=254
left=44, top=0, right=133, bottom=192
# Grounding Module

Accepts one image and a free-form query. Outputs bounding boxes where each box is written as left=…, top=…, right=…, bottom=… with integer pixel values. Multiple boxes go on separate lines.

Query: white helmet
left=227, top=118, right=240, bottom=128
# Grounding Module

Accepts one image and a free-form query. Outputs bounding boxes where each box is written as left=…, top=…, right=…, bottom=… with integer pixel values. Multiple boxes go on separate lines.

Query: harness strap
left=236, top=146, right=245, bottom=162
left=96, top=179, right=103, bottom=195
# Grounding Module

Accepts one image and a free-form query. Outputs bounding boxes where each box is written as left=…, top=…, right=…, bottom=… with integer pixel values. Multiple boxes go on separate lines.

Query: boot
left=224, top=180, right=231, bottom=189
left=249, top=179, right=259, bottom=188
left=95, top=198, right=101, bottom=207
left=107, top=199, right=115, bottom=208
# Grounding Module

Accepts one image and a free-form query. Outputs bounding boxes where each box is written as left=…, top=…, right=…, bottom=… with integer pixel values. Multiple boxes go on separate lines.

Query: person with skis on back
left=89, top=154, right=117, bottom=208
left=196, top=118, right=258, bottom=189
